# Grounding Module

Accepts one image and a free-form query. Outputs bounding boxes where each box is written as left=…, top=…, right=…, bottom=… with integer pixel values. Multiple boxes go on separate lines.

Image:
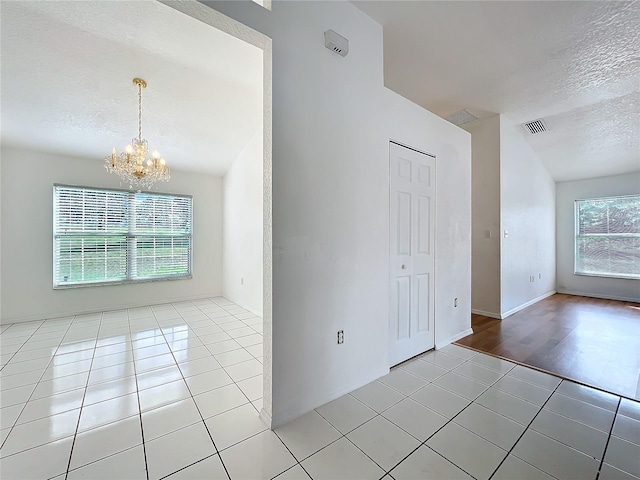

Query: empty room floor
left=456, top=293, right=640, bottom=401
left=1, top=299, right=639, bottom=479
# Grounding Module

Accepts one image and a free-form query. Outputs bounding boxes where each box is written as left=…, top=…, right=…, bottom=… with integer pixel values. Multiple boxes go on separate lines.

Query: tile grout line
left=0, top=316, right=76, bottom=453
left=197, top=299, right=265, bottom=444
left=350, top=350, right=539, bottom=478
left=294, top=353, right=431, bottom=476
left=5, top=311, right=633, bottom=480
left=301, top=394, right=398, bottom=476
left=194, top=328, right=257, bottom=363
left=63, top=312, right=104, bottom=479
left=486, top=380, right=564, bottom=480
left=181, top=298, right=271, bottom=478
left=0, top=319, right=46, bottom=373
left=196, top=297, right=265, bottom=474
left=179, top=300, right=263, bottom=370
left=271, top=462, right=313, bottom=480
left=494, top=384, right=623, bottom=475
left=378, top=352, right=514, bottom=479
left=271, top=428, right=314, bottom=476
left=594, top=396, right=622, bottom=480
left=157, top=453, right=220, bottom=480
left=155, top=299, right=232, bottom=480
left=0, top=329, right=506, bottom=479
left=298, top=351, right=495, bottom=479
left=127, top=307, right=152, bottom=480
left=301, top=352, right=475, bottom=478
left=531, top=391, right=620, bottom=433
left=1, top=302, right=260, bottom=478
left=146, top=297, right=264, bottom=478
left=190, top=299, right=264, bottom=407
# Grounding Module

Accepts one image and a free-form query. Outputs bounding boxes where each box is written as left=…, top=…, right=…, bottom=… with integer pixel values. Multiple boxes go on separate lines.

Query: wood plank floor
left=455, top=293, right=640, bottom=400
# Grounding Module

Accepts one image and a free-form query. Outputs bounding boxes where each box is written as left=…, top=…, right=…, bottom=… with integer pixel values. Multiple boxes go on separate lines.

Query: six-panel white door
left=389, top=142, right=435, bottom=366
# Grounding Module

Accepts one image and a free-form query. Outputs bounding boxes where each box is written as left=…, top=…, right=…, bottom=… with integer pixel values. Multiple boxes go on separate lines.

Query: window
left=575, top=195, right=640, bottom=280
left=54, top=185, right=192, bottom=287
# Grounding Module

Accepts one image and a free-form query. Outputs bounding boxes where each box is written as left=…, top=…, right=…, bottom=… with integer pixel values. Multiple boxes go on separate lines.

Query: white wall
left=500, top=117, right=556, bottom=316
left=384, top=92, right=472, bottom=349
left=203, top=0, right=471, bottom=427
left=0, top=149, right=2, bottom=324
left=464, top=116, right=501, bottom=317
left=0, top=146, right=223, bottom=323
left=223, top=127, right=264, bottom=315
left=556, top=173, right=640, bottom=302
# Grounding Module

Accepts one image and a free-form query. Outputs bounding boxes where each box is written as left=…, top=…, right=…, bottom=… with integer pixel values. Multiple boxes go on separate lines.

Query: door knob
left=401, top=264, right=406, bottom=269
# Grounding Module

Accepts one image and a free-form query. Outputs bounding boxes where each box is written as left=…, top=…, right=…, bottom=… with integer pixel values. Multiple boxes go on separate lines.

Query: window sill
left=574, top=272, right=640, bottom=281
left=53, top=275, right=192, bottom=289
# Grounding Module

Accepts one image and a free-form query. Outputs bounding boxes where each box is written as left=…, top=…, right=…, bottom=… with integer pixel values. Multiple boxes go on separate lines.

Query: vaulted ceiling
left=1, top=0, right=262, bottom=175
left=3, top=1, right=637, bottom=182
left=354, top=1, right=640, bottom=182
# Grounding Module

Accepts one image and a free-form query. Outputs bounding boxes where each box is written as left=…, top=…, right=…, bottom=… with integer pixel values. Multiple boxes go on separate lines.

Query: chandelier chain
left=138, top=84, right=142, bottom=141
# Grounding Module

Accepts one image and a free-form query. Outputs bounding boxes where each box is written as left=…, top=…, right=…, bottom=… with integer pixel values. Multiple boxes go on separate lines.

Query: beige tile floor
left=1, top=298, right=639, bottom=479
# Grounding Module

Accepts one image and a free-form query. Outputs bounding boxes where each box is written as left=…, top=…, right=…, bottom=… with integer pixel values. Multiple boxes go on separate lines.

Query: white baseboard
left=436, top=328, right=474, bottom=349
left=501, top=290, right=556, bottom=319
left=471, top=309, right=501, bottom=319
left=269, top=367, right=389, bottom=428
left=259, top=408, right=272, bottom=429
left=557, top=290, right=640, bottom=304
left=220, top=294, right=263, bottom=317
left=0, top=292, right=223, bottom=326
left=241, top=304, right=263, bottom=317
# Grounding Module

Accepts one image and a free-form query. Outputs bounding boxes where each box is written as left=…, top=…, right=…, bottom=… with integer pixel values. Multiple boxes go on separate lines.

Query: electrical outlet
left=337, top=330, right=344, bottom=344
left=454, top=298, right=458, bottom=307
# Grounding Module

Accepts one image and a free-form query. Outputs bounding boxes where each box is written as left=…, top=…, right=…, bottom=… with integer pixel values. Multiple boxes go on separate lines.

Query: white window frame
left=53, top=184, right=193, bottom=288
left=574, top=194, right=640, bottom=280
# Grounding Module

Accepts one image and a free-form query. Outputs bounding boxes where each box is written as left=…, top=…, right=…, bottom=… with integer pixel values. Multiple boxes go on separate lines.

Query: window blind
left=54, top=185, right=192, bottom=287
left=575, top=195, right=640, bottom=280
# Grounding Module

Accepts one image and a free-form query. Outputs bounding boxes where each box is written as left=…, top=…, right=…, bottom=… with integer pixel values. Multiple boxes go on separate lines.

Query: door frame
left=389, top=140, right=437, bottom=367
left=163, top=0, right=274, bottom=426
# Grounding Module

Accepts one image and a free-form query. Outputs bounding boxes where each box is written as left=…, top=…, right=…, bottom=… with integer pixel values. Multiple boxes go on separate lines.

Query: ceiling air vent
left=522, top=118, right=548, bottom=135
left=444, top=109, right=478, bottom=126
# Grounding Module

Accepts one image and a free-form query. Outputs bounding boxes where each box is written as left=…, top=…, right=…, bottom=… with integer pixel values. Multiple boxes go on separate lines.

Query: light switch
left=484, top=229, right=491, bottom=238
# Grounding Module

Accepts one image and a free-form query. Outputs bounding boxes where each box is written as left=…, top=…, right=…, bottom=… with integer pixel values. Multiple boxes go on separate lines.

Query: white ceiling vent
left=444, top=109, right=478, bottom=126
left=522, top=118, right=548, bottom=135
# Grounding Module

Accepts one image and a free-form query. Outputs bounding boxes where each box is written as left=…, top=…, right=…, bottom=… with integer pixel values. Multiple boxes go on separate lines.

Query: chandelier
left=105, top=78, right=170, bottom=189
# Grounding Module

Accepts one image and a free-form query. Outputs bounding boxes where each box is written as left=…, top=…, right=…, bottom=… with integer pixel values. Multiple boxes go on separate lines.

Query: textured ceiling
left=354, top=0, right=640, bottom=182
left=1, top=1, right=262, bottom=176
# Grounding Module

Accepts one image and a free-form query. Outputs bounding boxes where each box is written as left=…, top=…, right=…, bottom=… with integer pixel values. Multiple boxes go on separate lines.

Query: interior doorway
left=166, top=1, right=273, bottom=425
left=389, top=142, right=436, bottom=366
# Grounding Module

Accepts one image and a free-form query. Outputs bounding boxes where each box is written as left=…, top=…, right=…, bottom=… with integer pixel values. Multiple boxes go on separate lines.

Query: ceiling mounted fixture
left=105, top=78, right=170, bottom=189
left=522, top=118, right=549, bottom=135
left=324, top=29, right=349, bottom=57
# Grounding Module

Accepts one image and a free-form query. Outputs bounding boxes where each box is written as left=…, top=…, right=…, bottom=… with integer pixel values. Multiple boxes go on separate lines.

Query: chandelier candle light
left=105, top=78, right=170, bottom=189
